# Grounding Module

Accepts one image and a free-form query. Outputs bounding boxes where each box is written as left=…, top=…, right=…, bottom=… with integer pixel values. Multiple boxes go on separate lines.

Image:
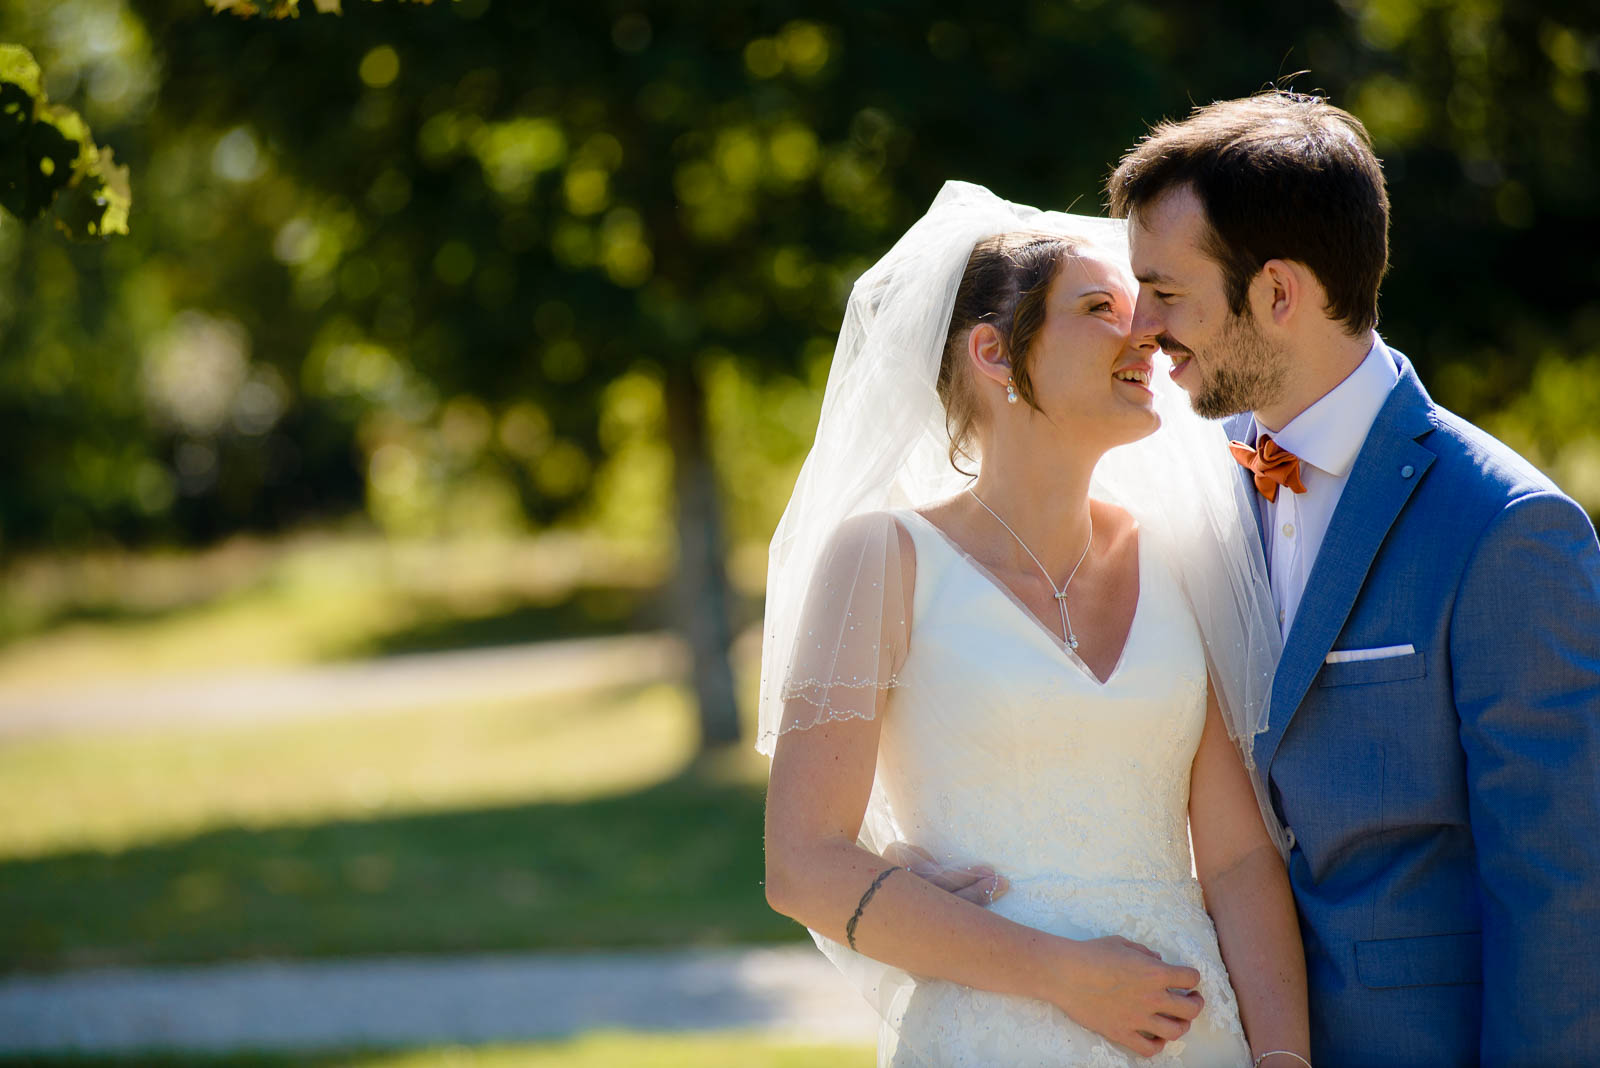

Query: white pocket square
left=1325, top=643, right=1415, bottom=664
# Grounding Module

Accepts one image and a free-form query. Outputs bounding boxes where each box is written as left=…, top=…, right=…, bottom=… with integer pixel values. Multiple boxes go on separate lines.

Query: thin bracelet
left=1253, top=1052, right=1312, bottom=1068
left=845, top=867, right=902, bottom=950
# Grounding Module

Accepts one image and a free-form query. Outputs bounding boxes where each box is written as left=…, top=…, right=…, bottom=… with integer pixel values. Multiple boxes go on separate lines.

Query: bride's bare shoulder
left=1089, top=498, right=1142, bottom=553
left=910, top=494, right=965, bottom=528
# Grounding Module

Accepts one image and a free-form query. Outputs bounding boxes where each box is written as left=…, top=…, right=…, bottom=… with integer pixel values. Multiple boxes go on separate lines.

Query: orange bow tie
left=1230, top=435, right=1307, bottom=503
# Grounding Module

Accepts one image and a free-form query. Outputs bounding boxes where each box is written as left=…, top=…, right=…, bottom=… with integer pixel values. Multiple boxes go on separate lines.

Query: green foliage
left=0, top=0, right=1595, bottom=552
left=207, top=0, right=438, bottom=17
left=0, top=44, right=129, bottom=240
left=1484, top=351, right=1600, bottom=513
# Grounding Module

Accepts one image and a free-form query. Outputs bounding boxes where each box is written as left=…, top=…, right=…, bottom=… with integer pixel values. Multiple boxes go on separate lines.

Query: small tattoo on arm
left=846, top=866, right=902, bottom=950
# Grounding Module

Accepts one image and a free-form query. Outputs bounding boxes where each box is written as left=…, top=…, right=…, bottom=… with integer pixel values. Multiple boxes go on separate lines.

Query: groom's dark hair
left=1107, top=90, right=1389, bottom=337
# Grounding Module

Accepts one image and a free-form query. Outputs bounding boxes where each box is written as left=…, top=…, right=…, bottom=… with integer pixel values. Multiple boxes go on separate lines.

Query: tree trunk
left=662, top=361, right=742, bottom=750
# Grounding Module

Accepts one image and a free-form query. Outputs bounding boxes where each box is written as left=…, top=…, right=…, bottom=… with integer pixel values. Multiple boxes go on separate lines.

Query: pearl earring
left=1006, top=377, right=1019, bottom=405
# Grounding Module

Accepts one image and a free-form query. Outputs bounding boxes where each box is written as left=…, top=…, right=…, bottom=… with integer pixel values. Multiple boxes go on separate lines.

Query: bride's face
left=1020, top=249, right=1160, bottom=448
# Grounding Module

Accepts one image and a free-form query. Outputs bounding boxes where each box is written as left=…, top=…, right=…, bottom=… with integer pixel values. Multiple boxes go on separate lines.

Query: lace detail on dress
left=876, top=877, right=1245, bottom=1067
left=811, top=507, right=1250, bottom=1067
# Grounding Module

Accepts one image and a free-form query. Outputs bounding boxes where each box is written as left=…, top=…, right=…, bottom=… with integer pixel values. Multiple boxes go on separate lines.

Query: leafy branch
left=206, top=0, right=439, bottom=17
left=0, top=44, right=131, bottom=239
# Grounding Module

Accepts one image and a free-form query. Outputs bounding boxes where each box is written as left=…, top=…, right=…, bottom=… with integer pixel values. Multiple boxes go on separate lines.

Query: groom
left=1109, top=91, right=1600, bottom=1066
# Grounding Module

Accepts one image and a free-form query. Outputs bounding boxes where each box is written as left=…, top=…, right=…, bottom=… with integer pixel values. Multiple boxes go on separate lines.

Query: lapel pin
left=1400, top=465, right=1415, bottom=478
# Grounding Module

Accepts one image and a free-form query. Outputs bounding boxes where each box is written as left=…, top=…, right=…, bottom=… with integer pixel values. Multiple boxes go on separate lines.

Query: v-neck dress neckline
left=900, top=507, right=1144, bottom=688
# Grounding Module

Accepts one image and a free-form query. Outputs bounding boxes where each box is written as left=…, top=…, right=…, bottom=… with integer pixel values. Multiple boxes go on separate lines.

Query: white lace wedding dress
left=835, top=509, right=1251, bottom=1067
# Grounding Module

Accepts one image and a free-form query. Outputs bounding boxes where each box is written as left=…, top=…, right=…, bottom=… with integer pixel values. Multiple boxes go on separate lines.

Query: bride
left=759, top=182, right=1310, bottom=1066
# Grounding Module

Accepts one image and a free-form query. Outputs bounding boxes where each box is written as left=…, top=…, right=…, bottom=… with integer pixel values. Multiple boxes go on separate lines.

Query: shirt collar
left=1252, top=334, right=1398, bottom=478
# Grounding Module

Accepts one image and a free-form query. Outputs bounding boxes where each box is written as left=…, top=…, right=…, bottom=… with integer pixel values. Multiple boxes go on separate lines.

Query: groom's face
left=1127, top=186, right=1286, bottom=419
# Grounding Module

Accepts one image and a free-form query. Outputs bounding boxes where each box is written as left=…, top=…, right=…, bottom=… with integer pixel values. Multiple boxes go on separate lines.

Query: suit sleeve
left=1451, top=491, right=1600, bottom=1065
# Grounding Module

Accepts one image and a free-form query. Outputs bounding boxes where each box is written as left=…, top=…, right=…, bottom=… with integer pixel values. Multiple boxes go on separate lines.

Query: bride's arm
left=766, top=708, right=1208, bottom=1058
left=764, top=523, right=1208, bottom=1059
left=1189, top=678, right=1310, bottom=1063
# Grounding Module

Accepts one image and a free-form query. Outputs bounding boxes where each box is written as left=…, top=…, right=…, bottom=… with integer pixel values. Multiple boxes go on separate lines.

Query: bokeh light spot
left=359, top=46, right=401, bottom=90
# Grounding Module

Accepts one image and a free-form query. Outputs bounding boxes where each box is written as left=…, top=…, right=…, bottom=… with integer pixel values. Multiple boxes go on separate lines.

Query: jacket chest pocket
left=1316, top=651, right=1427, bottom=688
left=1315, top=650, right=1466, bottom=831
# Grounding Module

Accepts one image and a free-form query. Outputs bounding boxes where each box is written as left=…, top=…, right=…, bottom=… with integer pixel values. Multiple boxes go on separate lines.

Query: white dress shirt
left=1247, top=335, right=1399, bottom=637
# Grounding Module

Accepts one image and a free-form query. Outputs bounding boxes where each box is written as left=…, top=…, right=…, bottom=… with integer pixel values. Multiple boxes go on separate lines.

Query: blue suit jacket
left=1228, top=345, right=1600, bottom=1067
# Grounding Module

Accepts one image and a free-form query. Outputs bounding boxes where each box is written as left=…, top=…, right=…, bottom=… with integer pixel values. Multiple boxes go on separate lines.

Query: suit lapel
left=1255, top=355, right=1438, bottom=773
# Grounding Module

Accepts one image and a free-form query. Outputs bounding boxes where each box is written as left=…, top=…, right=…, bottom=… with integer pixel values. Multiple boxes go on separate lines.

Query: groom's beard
left=1170, top=310, right=1288, bottom=420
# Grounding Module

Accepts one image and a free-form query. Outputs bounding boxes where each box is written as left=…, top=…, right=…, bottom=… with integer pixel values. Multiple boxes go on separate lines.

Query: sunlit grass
left=0, top=530, right=671, bottom=689
left=0, top=529, right=785, bottom=971
left=0, top=679, right=785, bottom=970
left=0, top=684, right=719, bottom=860
left=0, top=1032, right=873, bottom=1067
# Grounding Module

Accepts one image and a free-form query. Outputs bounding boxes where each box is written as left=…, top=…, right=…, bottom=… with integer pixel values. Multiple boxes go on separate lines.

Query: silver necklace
left=968, top=488, right=1093, bottom=650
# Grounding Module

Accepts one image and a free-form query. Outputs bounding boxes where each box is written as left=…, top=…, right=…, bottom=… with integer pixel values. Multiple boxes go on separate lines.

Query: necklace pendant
left=965, top=489, right=1094, bottom=660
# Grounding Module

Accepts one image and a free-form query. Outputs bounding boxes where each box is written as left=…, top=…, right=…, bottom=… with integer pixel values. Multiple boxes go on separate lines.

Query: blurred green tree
left=1, top=0, right=1594, bottom=752
left=206, top=0, right=432, bottom=17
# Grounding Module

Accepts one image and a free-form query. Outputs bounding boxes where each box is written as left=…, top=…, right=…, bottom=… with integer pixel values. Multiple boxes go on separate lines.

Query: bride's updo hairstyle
left=937, top=231, right=1085, bottom=470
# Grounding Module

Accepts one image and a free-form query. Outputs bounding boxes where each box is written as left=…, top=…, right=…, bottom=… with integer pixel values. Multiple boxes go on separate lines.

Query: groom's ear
left=966, top=322, right=1011, bottom=386
left=1254, top=258, right=1319, bottom=329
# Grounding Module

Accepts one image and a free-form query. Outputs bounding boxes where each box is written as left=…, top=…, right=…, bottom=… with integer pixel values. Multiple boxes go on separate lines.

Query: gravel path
left=0, top=945, right=877, bottom=1054
left=0, top=633, right=687, bottom=738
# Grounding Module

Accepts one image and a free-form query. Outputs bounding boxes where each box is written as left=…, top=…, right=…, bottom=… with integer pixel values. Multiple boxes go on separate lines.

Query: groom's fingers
left=898, top=854, right=1012, bottom=905
left=882, top=842, right=1009, bottom=901
left=949, top=873, right=1008, bottom=905
left=944, top=868, right=1010, bottom=903
left=881, top=842, right=936, bottom=868
left=924, top=864, right=989, bottom=892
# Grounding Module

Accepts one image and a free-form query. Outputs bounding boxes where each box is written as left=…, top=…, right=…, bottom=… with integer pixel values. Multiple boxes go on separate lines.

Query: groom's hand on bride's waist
left=883, top=841, right=1010, bottom=906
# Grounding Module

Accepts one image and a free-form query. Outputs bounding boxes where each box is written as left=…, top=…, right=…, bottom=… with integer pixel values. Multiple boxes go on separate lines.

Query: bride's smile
left=995, top=248, right=1162, bottom=454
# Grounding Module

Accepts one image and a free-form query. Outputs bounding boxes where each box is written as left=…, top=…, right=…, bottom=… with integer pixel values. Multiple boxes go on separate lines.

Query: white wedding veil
left=755, top=180, right=1285, bottom=1056
left=757, top=181, right=1281, bottom=843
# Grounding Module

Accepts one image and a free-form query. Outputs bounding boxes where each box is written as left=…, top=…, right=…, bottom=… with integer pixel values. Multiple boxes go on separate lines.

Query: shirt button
left=1282, top=523, right=1296, bottom=538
